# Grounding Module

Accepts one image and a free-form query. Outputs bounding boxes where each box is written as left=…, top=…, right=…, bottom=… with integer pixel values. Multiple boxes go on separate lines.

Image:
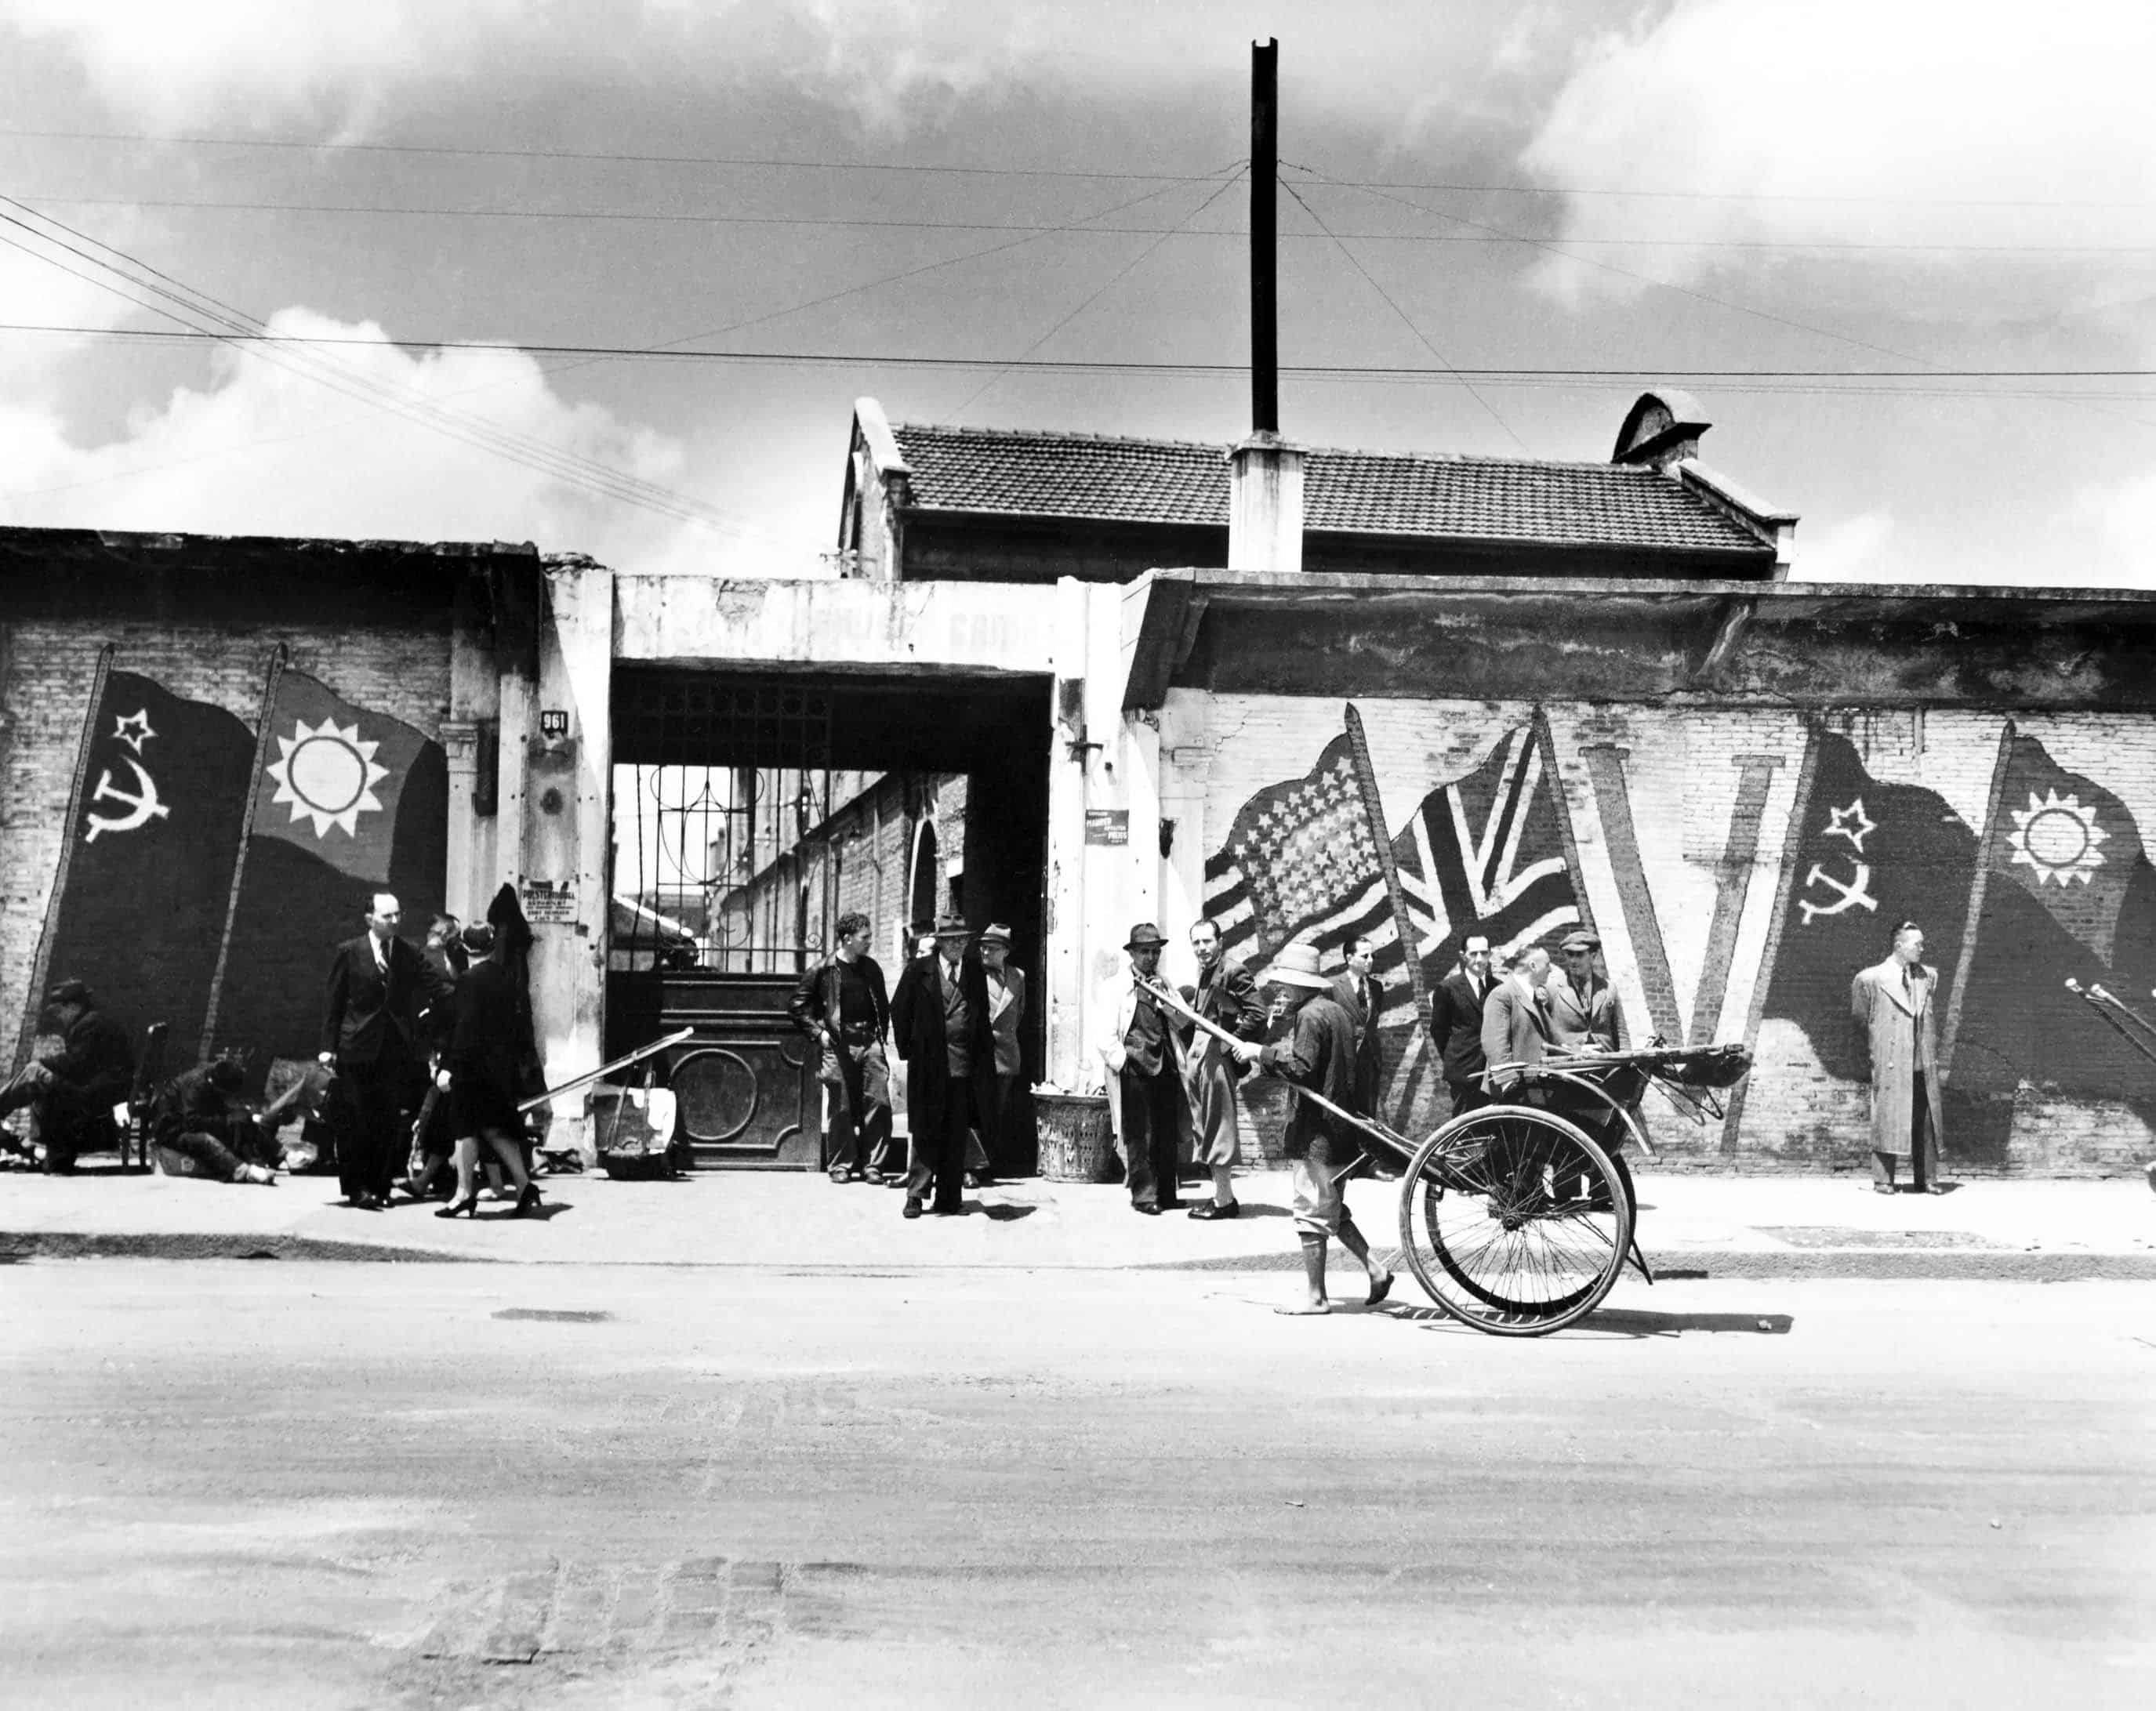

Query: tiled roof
left=886, top=423, right=1771, bottom=555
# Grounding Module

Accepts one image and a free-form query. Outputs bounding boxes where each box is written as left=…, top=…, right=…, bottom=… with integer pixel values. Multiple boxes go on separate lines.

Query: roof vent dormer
left=1613, top=389, right=1711, bottom=472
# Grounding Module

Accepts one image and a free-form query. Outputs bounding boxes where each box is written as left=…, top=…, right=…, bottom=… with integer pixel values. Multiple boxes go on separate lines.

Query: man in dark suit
left=1327, top=933, right=1391, bottom=1177
left=318, top=892, right=450, bottom=1209
left=1428, top=933, right=1494, bottom=1117
left=889, top=913, right=993, bottom=1220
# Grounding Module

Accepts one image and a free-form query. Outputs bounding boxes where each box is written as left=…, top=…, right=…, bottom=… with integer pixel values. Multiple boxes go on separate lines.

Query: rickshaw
left=1377, top=1042, right=1752, bottom=1336
left=1149, top=974, right=1752, bottom=1336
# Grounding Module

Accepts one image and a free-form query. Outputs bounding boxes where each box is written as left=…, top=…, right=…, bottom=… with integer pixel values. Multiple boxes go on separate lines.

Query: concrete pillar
left=521, top=563, right=614, bottom=1161
left=1156, top=689, right=1211, bottom=962
left=1042, top=577, right=1094, bottom=1089
left=1226, top=431, right=1306, bottom=574
left=438, top=719, right=483, bottom=919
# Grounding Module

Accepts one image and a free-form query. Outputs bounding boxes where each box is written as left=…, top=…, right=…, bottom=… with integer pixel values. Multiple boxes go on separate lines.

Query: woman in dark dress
left=434, top=920, right=542, bottom=1218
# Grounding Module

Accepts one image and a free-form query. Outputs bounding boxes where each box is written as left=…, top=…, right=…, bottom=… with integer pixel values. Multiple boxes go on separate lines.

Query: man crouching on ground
left=1232, top=941, right=1392, bottom=1316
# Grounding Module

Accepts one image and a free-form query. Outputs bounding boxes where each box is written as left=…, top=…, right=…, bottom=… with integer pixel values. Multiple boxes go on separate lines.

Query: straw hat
left=1261, top=941, right=1330, bottom=990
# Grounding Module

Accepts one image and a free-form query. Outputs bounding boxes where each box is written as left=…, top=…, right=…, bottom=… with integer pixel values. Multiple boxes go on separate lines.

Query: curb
left=0, top=1231, right=481, bottom=1264
left=3, top=1229, right=2152, bottom=1280
left=1144, top=1247, right=2156, bottom=1283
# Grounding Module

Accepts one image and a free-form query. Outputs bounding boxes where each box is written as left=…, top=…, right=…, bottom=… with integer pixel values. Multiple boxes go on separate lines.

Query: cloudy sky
left=1, top=0, right=2151, bottom=585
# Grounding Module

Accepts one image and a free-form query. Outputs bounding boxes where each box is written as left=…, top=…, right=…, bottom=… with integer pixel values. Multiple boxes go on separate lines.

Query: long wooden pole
left=1136, top=973, right=1410, bottom=1155
left=517, top=1025, right=695, bottom=1113
left=1250, top=38, right=1279, bottom=435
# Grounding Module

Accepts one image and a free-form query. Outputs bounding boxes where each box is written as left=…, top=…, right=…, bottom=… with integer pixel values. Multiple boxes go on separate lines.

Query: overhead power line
left=0, top=126, right=1218, bottom=183
left=9, top=127, right=2149, bottom=210
left=5, top=322, right=2150, bottom=382
left=0, top=197, right=779, bottom=535
left=1276, top=174, right=1527, bottom=453
left=19, top=192, right=2153, bottom=254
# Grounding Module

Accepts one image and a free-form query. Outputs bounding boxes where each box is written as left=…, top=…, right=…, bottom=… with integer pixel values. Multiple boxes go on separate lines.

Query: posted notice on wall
left=1083, top=809, right=1129, bottom=846
left=521, top=879, right=577, bottom=926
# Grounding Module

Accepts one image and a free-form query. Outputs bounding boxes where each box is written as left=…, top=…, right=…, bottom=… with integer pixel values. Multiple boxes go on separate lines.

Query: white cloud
left=2073, top=474, right=2156, bottom=591
left=1794, top=509, right=1896, bottom=582
left=2, top=1, right=1581, bottom=140
left=1519, top=0, right=2156, bottom=305
left=0, top=1, right=530, bottom=129
left=0, top=308, right=796, bottom=574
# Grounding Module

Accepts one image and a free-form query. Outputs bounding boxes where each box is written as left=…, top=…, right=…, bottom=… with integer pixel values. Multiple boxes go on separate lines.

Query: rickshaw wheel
left=1397, top=1104, right=1634, bottom=1337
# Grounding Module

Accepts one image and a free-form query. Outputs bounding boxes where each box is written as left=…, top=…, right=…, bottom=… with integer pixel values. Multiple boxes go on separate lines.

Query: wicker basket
left=1035, top=1092, right=1122, bottom=1184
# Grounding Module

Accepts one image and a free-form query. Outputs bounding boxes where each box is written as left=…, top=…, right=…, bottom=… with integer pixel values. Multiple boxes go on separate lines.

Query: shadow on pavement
left=978, top=1202, right=1037, bottom=1222
left=1572, top=1307, right=1795, bottom=1338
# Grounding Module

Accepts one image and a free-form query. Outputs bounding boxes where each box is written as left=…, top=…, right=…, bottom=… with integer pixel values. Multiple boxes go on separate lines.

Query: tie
left=372, top=937, right=387, bottom=973
left=1359, top=979, right=1370, bottom=1016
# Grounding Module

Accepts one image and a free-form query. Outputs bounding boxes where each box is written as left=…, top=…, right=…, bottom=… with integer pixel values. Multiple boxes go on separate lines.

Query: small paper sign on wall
left=522, top=879, right=576, bottom=925
left=1083, top=809, right=1129, bottom=846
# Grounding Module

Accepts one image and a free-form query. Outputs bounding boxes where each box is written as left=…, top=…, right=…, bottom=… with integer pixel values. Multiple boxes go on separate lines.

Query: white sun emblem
left=2007, top=788, right=2107, bottom=886
left=264, top=716, right=390, bottom=837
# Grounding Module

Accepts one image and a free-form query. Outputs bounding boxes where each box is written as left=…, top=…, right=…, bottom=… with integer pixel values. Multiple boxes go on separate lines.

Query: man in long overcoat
left=889, top=913, right=993, bottom=1219
left=1851, top=921, right=1945, bottom=1194
left=1178, top=917, right=1262, bottom=1220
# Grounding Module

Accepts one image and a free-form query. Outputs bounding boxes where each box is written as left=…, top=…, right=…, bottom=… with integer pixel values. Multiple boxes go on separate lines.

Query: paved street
left=3, top=1262, right=2151, bottom=1709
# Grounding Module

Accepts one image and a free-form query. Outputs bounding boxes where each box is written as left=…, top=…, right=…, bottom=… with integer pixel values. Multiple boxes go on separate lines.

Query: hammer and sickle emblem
left=84, top=756, right=171, bottom=843
left=1797, top=859, right=1878, bottom=925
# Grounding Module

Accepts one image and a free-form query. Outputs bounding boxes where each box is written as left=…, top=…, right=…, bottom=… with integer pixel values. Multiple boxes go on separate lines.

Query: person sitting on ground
left=0, top=980, right=135, bottom=1174
left=1230, top=942, right=1392, bottom=1316
left=150, top=1057, right=283, bottom=1184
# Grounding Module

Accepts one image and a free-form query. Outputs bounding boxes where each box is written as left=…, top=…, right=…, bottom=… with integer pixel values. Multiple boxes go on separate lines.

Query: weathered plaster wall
left=1149, top=694, right=2156, bottom=1176
left=2, top=611, right=453, bottom=1067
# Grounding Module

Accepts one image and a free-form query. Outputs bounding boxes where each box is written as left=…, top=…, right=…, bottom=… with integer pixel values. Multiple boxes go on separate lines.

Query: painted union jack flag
left=1384, top=724, right=1584, bottom=995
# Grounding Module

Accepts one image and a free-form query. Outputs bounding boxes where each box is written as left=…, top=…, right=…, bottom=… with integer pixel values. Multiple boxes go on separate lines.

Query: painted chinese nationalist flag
left=31, top=668, right=255, bottom=1054
left=1759, top=730, right=1977, bottom=1082
left=209, top=669, right=447, bottom=1063
left=1951, top=731, right=2156, bottom=1102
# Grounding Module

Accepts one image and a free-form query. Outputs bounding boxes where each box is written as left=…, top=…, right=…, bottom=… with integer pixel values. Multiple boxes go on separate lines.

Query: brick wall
left=2, top=614, right=452, bottom=1061
left=1182, top=696, right=2156, bottom=1177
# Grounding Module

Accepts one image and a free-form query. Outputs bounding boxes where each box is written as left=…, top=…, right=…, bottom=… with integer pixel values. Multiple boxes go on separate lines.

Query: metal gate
left=610, top=676, right=834, bottom=1169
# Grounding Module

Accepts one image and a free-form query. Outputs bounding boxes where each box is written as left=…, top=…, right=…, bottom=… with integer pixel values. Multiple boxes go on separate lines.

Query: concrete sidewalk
left=2, top=1164, right=2153, bottom=1279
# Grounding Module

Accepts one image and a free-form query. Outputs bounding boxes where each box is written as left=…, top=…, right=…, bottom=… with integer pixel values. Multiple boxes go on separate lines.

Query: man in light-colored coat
left=1480, top=948, right=1555, bottom=1097
left=1851, top=922, right=1945, bottom=1194
left=1094, top=922, right=1189, bottom=1215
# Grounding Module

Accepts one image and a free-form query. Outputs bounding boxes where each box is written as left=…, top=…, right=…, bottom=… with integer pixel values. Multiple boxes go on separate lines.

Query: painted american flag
left=1203, top=720, right=1588, bottom=1124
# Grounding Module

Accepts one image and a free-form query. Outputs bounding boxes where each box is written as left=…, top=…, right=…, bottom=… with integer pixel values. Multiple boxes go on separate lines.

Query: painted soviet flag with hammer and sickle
left=32, top=667, right=256, bottom=1055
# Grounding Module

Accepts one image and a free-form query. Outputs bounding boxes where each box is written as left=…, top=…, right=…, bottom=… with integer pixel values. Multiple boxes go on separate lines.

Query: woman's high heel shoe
left=434, top=1194, right=481, bottom=1220
left=512, top=1183, right=542, bottom=1218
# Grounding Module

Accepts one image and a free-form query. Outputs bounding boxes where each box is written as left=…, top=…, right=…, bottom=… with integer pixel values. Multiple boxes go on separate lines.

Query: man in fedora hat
left=971, top=923, right=1026, bottom=1187
left=1231, top=942, right=1392, bottom=1314
left=1095, top=922, right=1189, bottom=1215
left=891, top=912, right=994, bottom=1218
